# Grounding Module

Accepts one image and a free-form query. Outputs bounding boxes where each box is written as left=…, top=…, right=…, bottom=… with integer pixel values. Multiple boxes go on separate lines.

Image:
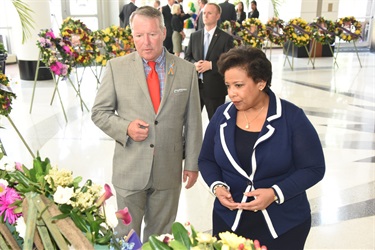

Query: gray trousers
left=115, top=178, right=181, bottom=242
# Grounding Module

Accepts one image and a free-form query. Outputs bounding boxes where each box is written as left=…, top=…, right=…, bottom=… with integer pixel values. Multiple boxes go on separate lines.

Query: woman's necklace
left=243, top=106, right=264, bottom=129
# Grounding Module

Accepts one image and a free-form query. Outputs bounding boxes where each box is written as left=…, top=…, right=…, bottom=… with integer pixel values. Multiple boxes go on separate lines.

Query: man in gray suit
left=92, top=6, right=202, bottom=242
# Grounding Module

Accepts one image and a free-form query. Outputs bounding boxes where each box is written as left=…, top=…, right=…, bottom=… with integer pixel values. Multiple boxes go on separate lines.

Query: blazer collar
left=219, top=89, right=282, bottom=178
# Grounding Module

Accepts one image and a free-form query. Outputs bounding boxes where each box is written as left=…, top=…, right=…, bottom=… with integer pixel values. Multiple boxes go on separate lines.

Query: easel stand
left=283, top=41, right=316, bottom=70
left=30, top=51, right=90, bottom=123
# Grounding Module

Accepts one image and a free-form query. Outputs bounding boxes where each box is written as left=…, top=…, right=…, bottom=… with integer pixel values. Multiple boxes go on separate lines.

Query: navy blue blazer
left=198, top=89, right=325, bottom=238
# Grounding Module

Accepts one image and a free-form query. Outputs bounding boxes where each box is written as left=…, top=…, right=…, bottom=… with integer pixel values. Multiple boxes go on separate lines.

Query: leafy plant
left=11, top=0, right=35, bottom=43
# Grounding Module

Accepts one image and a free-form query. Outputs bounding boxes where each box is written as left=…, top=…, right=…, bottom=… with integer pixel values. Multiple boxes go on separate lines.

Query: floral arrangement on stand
left=36, top=29, right=74, bottom=78
left=0, top=73, right=16, bottom=117
left=0, top=153, right=133, bottom=249
left=265, top=17, right=286, bottom=46
left=239, top=18, right=266, bottom=48
left=335, top=16, right=362, bottom=42
left=283, top=17, right=312, bottom=47
left=142, top=222, right=267, bottom=250
left=94, top=25, right=135, bottom=67
left=310, top=17, right=336, bottom=45
left=60, top=17, right=98, bottom=67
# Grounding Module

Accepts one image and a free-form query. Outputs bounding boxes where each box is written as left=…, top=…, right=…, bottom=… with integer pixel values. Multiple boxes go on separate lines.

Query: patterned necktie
left=204, top=32, right=210, bottom=59
left=147, top=61, right=160, bottom=113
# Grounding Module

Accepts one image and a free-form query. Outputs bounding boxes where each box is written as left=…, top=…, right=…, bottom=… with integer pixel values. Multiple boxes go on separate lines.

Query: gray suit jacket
left=92, top=51, right=202, bottom=191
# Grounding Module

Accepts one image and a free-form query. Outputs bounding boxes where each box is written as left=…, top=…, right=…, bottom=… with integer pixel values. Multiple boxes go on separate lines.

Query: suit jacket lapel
left=158, top=52, right=176, bottom=115
left=132, top=53, right=154, bottom=112
left=199, top=30, right=204, bottom=60
left=205, top=28, right=220, bottom=60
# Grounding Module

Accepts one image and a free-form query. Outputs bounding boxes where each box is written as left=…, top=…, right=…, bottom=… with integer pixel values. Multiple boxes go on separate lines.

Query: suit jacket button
left=150, top=144, right=154, bottom=148
left=154, top=121, right=158, bottom=125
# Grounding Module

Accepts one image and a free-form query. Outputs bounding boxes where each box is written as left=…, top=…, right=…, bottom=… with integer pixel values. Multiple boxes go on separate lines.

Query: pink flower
left=116, top=207, right=132, bottom=225
left=62, top=45, right=73, bottom=55
left=15, top=162, right=23, bottom=172
left=50, top=62, right=69, bottom=76
left=95, top=184, right=113, bottom=206
left=0, top=187, right=22, bottom=224
left=46, top=30, right=55, bottom=39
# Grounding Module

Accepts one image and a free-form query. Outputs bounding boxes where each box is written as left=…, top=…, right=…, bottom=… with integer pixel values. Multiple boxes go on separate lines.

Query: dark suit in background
left=195, top=10, right=205, bottom=31
left=162, top=5, right=174, bottom=53
left=185, top=28, right=234, bottom=119
left=237, top=11, right=246, bottom=25
left=119, top=2, right=138, bottom=28
left=219, top=0, right=236, bottom=23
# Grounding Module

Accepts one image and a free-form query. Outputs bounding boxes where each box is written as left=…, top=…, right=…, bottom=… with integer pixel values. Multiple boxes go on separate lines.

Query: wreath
left=220, top=20, right=241, bottom=35
left=0, top=72, right=16, bottom=116
left=60, top=17, right=98, bottom=67
left=284, top=18, right=312, bottom=47
left=36, top=29, right=73, bottom=78
left=94, top=25, right=135, bottom=66
left=239, top=18, right=266, bottom=48
left=335, top=16, right=362, bottom=42
left=310, top=17, right=336, bottom=45
left=265, top=17, right=286, bottom=46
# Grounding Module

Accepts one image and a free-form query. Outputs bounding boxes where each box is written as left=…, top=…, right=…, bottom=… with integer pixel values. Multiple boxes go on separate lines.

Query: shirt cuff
left=272, top=185, right=284, bottom=204
left=210, top=181, right=230, bottom=195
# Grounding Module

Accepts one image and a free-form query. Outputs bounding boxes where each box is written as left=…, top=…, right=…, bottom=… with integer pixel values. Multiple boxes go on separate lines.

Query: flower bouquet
left=94, top=25, right=135, bottom=67
left=265, top=17, right=286, bottom=46
left=310, top=17, right=336, bottom=45
left=335, top=16, right=362, bottom=42
left=142, top=222, right=267, bottom=250
left=284, top=18, right=312, bottom=47
left=0, top=153, right=133, bottom=249
left=36, top=29, right=74, bottom=78
left=239, top=18, right=266, bottom=48
left=0, top=73, right=16, bottom=117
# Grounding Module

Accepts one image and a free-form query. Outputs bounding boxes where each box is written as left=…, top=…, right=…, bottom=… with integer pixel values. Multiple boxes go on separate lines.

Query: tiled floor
left=1, top=48, right=374, bottom=249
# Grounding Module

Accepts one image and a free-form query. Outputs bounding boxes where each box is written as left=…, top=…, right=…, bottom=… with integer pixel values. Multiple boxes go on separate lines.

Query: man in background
left=185, top=3, right=234, bottom=120
left=195, top=0, right=207, bottom=31
left=119, top=0, right=138, bottom=28
left=219, top=0, right=236, bottom=23
left=162, top=0, right=175, bottom=53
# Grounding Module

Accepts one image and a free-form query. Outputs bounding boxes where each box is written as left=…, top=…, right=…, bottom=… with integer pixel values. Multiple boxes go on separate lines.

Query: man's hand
left=127, top=119, right=149, bottom=142
left=194, top=60, right=211, bottom=73
left=183, top=170, right=198, bottom=189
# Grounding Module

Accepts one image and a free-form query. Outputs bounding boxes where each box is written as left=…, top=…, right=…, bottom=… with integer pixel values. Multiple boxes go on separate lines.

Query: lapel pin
left=168, top=61, right=175, bottom=75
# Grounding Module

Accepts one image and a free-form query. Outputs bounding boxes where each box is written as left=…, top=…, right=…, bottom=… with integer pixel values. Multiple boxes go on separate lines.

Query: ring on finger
left=254, top=210, right=258, bottom=212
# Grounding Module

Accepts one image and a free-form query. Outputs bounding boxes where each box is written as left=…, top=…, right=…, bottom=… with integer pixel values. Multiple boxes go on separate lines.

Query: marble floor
left=1, top=48, right=374, bottom=249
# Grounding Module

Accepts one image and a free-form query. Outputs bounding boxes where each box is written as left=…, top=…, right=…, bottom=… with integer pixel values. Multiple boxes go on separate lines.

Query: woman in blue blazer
left=198, top=47, right=325, bottom=250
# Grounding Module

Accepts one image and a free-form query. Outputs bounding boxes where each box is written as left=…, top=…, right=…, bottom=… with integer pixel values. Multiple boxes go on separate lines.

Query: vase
left=94, top=244, right=110, bottom=250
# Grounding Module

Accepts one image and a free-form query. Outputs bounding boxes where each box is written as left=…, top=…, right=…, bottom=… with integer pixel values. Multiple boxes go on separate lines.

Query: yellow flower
left=196, top=232, right=216, bottom=244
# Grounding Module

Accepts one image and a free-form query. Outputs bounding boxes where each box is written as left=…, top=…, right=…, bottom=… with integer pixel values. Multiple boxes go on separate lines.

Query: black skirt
left=213, top=209, right=311, bottom=250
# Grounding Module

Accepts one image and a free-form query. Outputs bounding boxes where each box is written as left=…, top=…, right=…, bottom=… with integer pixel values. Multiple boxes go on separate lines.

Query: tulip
left=116, top=207, right=132, bottom=225
left=95, top=184, right=113, bottom=206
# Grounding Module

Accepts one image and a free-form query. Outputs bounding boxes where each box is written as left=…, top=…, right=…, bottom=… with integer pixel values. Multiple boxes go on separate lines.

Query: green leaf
left=190, top=224, right=198, bottom=246
left=171, top=222, right=191, bottom=249
left=51, top=213, right=70, bottom=220
left=213, top=242, right=223, bottom=250
left=142, top=242, right=153, bottom=250
left=149, top=235, right=172, bottom=250
left=169, top=240, right=188, bottom=250
left=70, top=211, right=88, bottom=233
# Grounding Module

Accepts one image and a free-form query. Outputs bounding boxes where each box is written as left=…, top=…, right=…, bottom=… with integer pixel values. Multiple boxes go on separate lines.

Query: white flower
left=0, top=155, right=16, bottom=172
left=103, top=203, right=118, bottom=228
left=15, top=216, right=27, bottom=239
left=0, top=179, right=9, bottom=196
left=53, top=186, right=74, bottom=204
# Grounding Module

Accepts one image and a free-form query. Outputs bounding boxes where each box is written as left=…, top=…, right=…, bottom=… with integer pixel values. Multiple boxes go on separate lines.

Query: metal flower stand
left=283, top=41, right=316, bottom=70
left=29, top=51, right=90, bottom=123
left=334, top=40, right=362, bottom=68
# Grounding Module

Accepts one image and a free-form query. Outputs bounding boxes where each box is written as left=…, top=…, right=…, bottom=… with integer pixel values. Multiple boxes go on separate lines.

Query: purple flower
left=0, top=187, right=22, bottom=224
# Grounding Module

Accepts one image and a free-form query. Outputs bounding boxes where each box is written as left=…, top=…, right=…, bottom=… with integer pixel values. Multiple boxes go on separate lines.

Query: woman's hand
left=238, top=188, right=276, bottom=212
left=215, top=186, right=240, bottom=211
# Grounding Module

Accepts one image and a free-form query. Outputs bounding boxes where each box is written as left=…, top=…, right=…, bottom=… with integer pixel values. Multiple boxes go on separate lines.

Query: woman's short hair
left=217, top=47, right=272, bottom=88
left=129, top=6, right=165, bottom=30
left=171, top=4, right=181, bottom=14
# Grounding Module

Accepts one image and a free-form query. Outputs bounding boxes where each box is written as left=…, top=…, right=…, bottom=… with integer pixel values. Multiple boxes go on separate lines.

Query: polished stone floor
left=1, top=48, right=374, bottom=249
